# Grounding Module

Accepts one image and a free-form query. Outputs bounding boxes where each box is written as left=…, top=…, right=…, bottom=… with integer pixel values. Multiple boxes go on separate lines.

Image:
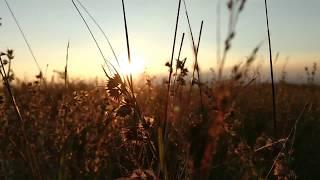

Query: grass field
left=1, top=0, right=320, bottom=179
left=0, top=76, right=319, bottom=179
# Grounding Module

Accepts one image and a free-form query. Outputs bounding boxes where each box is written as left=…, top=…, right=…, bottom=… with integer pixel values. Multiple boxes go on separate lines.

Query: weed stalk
left=0, top=54, right=42, bottom=179
left=264, top=0, right=277, bottom=137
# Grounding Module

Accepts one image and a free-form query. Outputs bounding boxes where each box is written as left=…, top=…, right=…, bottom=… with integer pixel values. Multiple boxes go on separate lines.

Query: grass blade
left=121, top=0, right=134, bottom=95
left=264, top=0, right=277, bottom=137
left=64, top=40, right=70, bottom=88
left=4, top=0, right=42, bottom=73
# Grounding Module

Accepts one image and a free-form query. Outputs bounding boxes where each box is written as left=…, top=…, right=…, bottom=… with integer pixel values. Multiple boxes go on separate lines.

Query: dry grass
left=1, top=0, right=320, bottom=179
left=0, top=65, right=319, bottom=179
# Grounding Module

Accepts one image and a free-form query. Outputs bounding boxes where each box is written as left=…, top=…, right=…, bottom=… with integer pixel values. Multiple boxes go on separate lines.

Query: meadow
left=1, top=0, right=320, bottom=179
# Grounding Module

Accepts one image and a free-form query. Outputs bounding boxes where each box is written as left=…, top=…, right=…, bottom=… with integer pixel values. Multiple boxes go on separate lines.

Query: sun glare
left=118, top=55, right=145, bottom=76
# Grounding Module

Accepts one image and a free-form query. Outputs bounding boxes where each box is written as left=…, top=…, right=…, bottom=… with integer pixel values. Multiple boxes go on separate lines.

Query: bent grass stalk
left=72, top=0, right=130, bottom=87
left=193, top=21, right=204, bottom=107
left=4, top=0, right=42, bottom=74
left=75, top=0, right=120, bottom=67
left=71, top=0, right=118, bottom=76
left=265, top=103, right=309, bottom=179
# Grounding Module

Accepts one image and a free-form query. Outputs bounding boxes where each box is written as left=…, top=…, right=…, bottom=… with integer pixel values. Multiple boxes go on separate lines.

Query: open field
left=1, top=0, right=320, bottom=179
left=0, top=73, right=319, bottom=179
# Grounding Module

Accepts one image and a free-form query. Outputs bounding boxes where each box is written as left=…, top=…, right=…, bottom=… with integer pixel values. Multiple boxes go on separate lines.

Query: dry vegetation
left=1, top=61, right=319, bottom=179
left=0, top=0, right=320, bottom=179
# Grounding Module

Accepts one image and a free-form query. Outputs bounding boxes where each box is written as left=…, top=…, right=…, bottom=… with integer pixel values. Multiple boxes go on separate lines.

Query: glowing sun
left=118, top=55, right=145, bottom=76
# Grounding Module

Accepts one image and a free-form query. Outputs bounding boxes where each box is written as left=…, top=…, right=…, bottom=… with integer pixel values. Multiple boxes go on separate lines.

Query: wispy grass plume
left=71, top=0, right=116, bottom=75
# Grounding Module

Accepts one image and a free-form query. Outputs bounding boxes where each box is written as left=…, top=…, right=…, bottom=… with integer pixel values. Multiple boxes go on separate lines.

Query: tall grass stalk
left=121, top=0, right=135, bottom=95
left=159, top=0, right=182, bottom=179
left=264, top=0, right=277, bottom=136
left=172, top=33, right=185, bottom=92
left=58, top=41, right=70, bottom=180
left=163, top=0, right=182, bottom=141
left=0, top=54, right=41, bottom=178
left=183, top=0, right=204, bottom=106
left=216, top=0, right=221, bottom=66
left=120, top=0, right=145, bottom=132
left=64, top=41, right=70, bottom=88
left=182, top=0, right=196, bottom=58
left=193, top=21, right=204, bottom=106
left=177, top=33, right=185, bottom=65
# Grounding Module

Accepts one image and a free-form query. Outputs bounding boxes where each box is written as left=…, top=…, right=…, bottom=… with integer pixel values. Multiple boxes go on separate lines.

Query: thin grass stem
left=121, top=0, right=135, bottom=96
left=75, top=0, right=120, bottom=67
left=264, top=0, right=277, bottom=137
left=4, top=0, right=42, bottom=73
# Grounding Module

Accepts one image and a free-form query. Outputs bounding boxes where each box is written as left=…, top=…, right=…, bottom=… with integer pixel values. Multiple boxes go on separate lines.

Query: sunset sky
left=0, top=0, right=319, bottom=82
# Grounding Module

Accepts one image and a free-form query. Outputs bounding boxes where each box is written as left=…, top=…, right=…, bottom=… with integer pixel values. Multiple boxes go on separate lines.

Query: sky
left=0, top=0, right=319, bottom=82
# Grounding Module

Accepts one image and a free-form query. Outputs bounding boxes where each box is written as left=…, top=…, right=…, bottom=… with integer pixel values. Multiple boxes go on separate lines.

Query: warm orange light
left=118, top=55, right=145, bottom=76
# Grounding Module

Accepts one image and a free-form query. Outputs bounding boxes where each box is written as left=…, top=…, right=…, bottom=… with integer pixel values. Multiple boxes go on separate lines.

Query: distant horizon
left=9, top=62, right=318, bottom=85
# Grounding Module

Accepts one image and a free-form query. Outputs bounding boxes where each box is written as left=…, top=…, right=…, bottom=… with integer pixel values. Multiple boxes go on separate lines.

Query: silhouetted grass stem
left=264, top=0, right=277, bottom=137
